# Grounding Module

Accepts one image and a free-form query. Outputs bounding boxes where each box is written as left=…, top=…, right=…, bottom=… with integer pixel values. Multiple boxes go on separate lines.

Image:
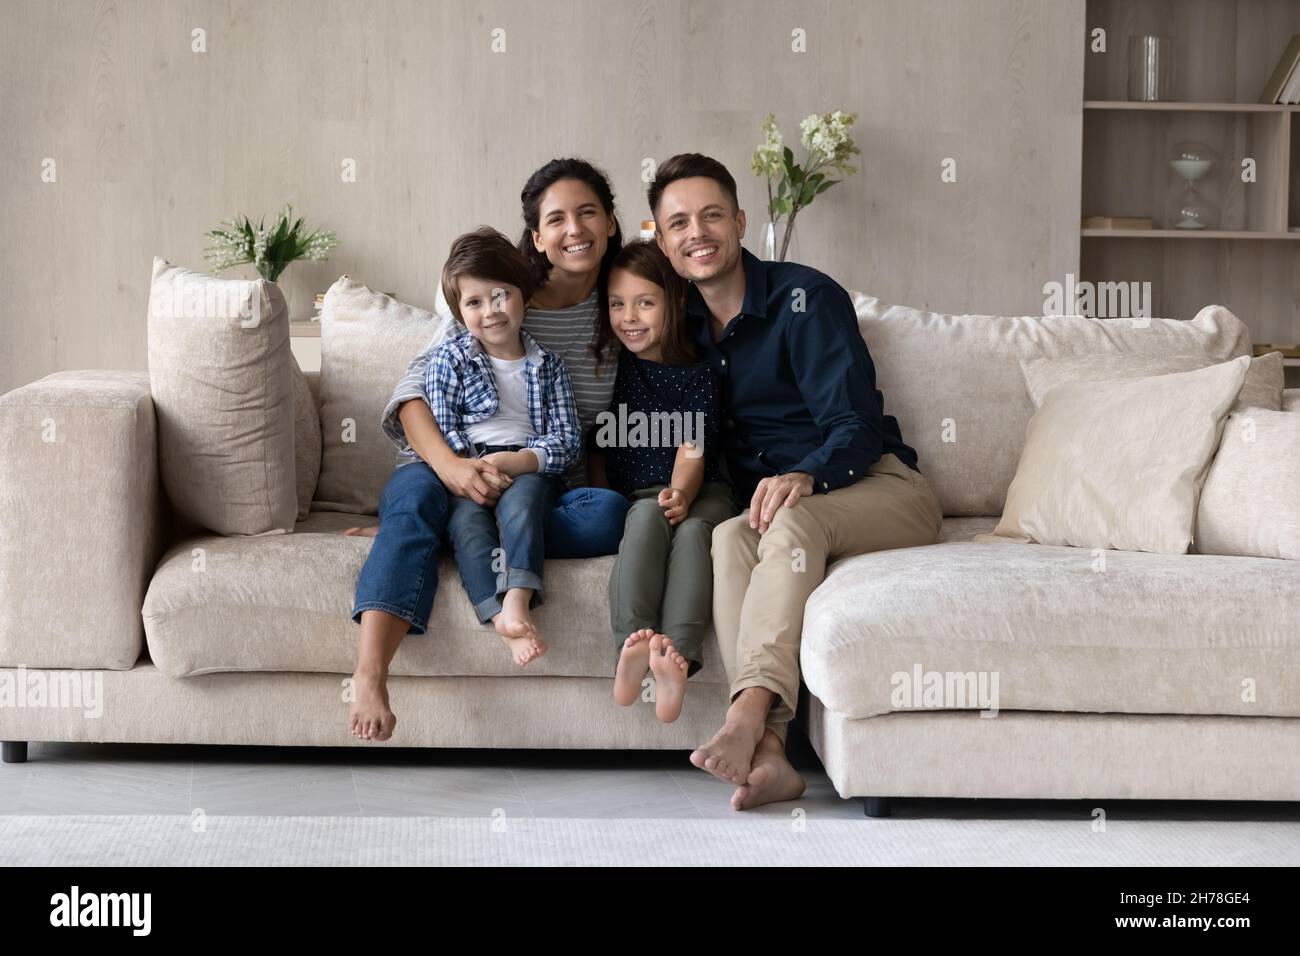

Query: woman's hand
left=658, top=487, right=689, bottom=525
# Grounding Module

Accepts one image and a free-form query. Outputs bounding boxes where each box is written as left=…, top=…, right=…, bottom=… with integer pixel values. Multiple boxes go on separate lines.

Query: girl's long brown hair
left=592, top=240, right=698, bottom=368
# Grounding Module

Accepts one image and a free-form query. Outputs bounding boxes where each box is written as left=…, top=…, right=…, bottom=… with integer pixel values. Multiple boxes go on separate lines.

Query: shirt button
left=848, top=469, right=854, bottom=476
left=720, top=358, right=727, bottom=367
left=822, top=482, right=829, bottom=490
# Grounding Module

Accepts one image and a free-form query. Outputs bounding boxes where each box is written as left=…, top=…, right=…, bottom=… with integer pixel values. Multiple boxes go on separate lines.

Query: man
left=649, top=153, right=943, bottom=810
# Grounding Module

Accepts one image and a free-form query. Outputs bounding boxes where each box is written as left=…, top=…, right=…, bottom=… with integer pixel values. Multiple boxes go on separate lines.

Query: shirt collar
left=461, top=327, right=547, bottom=366
left=685, top=248, right=769, bottom=324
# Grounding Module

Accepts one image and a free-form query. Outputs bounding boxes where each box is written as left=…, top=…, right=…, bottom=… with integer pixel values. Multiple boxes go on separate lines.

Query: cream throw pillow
left=315, top=276, right=459, bottom=514
left=1021, top=350, right=1284, bottom=412
left=147, top=257, right=296, bottom=535
left=981, top=356, right=1251, bottom=554
left=1196, top=408, right=1300, bottom=560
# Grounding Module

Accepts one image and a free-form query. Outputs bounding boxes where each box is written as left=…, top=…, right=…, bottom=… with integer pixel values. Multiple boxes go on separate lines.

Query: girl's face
left=608, top=268, right=666, bottom=362
left=531, top=178, right=617, bottom=280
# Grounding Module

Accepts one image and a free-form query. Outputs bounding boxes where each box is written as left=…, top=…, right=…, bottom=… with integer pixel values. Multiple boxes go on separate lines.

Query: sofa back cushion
left=850, top=297, right=1251, bottom=515
left=314, top=276, right=459, bottom=514
left=147, top=257, right=296, bottom=535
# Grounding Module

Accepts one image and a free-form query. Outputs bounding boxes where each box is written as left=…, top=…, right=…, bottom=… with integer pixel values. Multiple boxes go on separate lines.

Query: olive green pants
left=609, top=482, right=737, bottom=675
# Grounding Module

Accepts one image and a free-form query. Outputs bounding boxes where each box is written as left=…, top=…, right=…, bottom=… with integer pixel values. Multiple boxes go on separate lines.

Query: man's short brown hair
left=441, top=226, right=537, bottom=322
left=647, top=153, right=739, bottom=218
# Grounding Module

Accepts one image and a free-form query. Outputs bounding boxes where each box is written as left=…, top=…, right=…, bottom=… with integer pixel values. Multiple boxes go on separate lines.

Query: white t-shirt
left=465, top=355, right=545, bottom=470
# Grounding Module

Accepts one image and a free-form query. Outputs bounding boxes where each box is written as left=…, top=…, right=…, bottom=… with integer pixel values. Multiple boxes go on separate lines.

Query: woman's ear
left=532, top=229, right=544, bottom=253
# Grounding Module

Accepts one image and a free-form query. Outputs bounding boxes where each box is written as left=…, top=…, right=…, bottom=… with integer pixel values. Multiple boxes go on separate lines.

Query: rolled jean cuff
left=471, top=594, right=503, bottom=625
left=498, top=568, right=543, bottom=600
left=351, top=601, right=426, bottom=636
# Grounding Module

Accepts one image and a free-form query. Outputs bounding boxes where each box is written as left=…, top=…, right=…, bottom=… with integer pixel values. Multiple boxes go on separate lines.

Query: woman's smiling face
left=531, top=178, right=617, bottom=279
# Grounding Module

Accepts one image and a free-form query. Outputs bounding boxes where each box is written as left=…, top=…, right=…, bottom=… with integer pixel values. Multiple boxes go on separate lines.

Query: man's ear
left=736, top=208, right=746, bottom=240
left=655, top=229, right=666, bottom=255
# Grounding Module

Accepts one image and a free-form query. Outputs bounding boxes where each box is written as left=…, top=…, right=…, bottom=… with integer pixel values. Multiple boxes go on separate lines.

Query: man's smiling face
left=654, top=176, right=746, bottom=284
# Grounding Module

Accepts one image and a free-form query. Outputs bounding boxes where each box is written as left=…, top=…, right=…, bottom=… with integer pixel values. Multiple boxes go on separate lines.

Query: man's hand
left=657, top=487, right=689, bottom=525
left=440, top=456, right=511, bottom=505
left=749, top=471, right=814, bottom=533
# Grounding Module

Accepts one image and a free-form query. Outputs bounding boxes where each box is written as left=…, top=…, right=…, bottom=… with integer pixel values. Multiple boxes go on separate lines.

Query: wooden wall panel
left=0, top=0, right=1084, bottom=393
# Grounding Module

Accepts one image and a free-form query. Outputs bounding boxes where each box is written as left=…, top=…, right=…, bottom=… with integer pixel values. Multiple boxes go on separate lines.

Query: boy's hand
left=441, top=456, right=511, bottom=505
left=658, top=487, right=689, bottom=525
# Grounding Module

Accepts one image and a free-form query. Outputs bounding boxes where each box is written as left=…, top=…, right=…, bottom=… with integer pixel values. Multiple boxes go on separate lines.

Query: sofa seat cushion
left=142, top=511, right=726, bottom=683
left=801, top=539, right=1300, bottom=720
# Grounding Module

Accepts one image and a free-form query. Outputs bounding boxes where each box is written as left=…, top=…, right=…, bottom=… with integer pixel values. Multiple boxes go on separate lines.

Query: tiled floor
left=2, top=732, right=1299, bottom=824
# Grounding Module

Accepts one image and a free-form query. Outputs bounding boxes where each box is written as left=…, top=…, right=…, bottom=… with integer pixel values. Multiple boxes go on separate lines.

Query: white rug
left=3, top=815, right=1298, bottom=865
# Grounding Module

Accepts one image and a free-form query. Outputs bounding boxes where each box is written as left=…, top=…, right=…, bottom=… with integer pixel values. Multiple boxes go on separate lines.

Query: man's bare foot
left=732, top=728, right=806, bottom=811
left=613, top=629, right=654, bottom=706
left=348, top=668, right=396, bottom=741
left=648, top=633, right=689, bottom=723
left=690, top=690, right=769, bottom=785
left=340, top=526, right=379, bottom=538
left=494, top=588, right=546, bottom=666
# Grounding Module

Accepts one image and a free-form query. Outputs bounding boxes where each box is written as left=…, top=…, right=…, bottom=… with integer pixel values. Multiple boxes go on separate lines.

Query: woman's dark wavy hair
left=517, top=158, right=624, bottom=369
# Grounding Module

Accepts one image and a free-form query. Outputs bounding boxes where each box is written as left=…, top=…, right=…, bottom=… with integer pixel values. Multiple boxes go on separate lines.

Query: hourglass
left=1167, top=142, right=1219, bottom=230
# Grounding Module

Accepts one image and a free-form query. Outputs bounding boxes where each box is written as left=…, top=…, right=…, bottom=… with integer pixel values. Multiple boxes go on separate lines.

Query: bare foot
left=613, top=629, right=654, bottom=706
left=732, top=728, right=806, bottom=811
left=690, top=691, right=768, bottom=785
left=348, top=669, right=396, bottom=741
left=648, top=633, right=689, bottom=723
left=494, top=588, right=547, bottom=667
left=340, top=526, right=379, bottom=538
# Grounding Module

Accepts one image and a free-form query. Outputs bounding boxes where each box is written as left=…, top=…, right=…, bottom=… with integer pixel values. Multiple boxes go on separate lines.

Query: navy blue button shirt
left=684, top=249, right=918, bottom=501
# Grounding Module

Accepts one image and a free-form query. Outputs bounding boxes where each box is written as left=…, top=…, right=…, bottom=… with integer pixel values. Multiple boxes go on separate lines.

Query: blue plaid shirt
left=424, top=329, right=581, bottom=478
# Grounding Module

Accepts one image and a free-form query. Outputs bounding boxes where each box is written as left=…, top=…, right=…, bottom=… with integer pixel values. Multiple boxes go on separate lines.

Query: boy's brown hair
left=593, top=240, right=698, bottom=368
left=441, top=226, right=538, bottom=322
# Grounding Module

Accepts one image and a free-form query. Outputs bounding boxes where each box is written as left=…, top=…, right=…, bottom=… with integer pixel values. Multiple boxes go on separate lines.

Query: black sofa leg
left=863, top=796, right=892, bottom=818
left=2, top=741, right=28, bottom=764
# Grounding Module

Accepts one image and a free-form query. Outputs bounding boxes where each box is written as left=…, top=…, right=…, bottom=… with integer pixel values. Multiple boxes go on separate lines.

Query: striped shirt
left=381, top=290, right=615, bottom=486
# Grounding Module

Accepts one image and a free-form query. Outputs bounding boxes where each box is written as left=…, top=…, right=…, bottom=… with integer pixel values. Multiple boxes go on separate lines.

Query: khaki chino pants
left=711, top=453, right=943, bottom=736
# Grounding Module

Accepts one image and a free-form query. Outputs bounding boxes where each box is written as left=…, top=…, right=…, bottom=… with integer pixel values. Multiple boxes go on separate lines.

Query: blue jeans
left=351, top=462, right=449, bottom=635
left=447, top=472, right=557, bottom=623
left=546, top=486, right=630, bottom=558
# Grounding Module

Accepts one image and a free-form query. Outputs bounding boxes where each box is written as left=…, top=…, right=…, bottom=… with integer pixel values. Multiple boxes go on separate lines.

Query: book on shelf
left=1261, top=34, right=1300, bottom=104
left=1082, top=216, right=1153, bottom=230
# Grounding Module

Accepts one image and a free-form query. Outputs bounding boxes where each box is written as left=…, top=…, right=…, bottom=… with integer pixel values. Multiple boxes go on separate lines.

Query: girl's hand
left=658, top=487, right=688, bottom=525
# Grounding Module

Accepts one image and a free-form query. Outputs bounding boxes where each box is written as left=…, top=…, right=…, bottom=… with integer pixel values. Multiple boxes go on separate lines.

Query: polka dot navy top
left=603, top=349, right=723, bottom=499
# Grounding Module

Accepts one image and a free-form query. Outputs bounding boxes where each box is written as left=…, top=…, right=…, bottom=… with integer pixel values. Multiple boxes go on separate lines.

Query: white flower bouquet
left=752, top=111, right=860, bottom=260
left=204, top=205, right=339, bottom=283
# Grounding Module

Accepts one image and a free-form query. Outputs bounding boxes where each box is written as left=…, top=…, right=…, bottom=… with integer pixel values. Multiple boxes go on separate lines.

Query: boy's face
left=457, top=276, right=526, bottom=354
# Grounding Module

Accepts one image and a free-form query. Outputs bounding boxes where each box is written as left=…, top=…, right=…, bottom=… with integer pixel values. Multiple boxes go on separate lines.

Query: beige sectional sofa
left=2, top=293, right=1296, bottom=817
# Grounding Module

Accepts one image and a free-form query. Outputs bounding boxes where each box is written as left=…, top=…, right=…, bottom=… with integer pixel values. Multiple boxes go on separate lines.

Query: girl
left=596, top=242, right=736, bottom=723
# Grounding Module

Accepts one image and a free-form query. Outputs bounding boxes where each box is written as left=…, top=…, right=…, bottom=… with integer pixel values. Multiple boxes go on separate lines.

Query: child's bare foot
left=648, top=633, right=689, bottom=723
left=348, top=668, right=396, bottom=741
left=494, top=588, right=546, bottom=666
left=340, top=526, right=379, bottom=538
left=613, top=629, right=654, bottom=706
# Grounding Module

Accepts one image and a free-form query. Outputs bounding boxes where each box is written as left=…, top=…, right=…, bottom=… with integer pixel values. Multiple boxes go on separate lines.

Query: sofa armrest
left=1284, top=388, right=1299, bottom=413
left=0, top=371, right=162, bottom=669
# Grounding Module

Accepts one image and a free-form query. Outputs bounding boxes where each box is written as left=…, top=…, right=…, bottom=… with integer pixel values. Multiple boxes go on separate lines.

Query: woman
left=345, top=159, right=631, bottom=742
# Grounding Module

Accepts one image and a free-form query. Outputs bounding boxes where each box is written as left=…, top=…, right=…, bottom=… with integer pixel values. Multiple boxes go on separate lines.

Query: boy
left=430, top=227, right=581, bottom=665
